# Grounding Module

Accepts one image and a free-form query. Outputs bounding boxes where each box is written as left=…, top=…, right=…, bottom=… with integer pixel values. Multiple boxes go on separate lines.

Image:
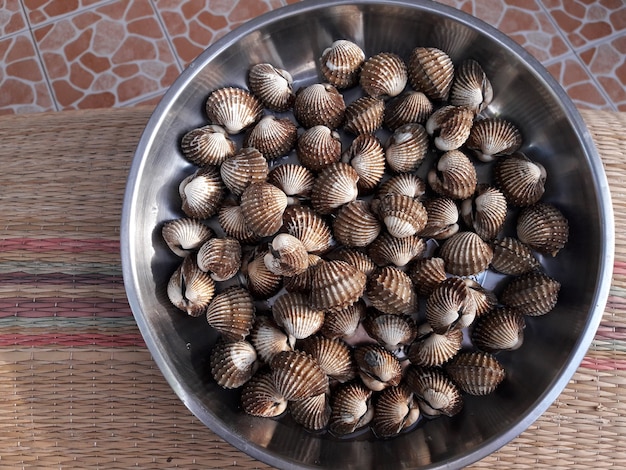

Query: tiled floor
left=0, top=0, right=624, bottom=114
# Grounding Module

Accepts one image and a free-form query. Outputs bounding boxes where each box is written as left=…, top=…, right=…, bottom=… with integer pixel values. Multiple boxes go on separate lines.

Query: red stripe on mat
left=612, top=260, right=626, bottom=275
left=0, top=238, right=120, bottom=253
left=0, top=333, right=145, bottom=347
left=580, top=356, right=626, bottom=371
left=0, top=272, right=124, bottom=285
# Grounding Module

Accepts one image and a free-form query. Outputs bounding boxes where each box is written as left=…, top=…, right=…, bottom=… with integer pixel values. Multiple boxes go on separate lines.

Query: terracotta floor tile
left=23, top=0, right=111, bottom=26
left=578, top=38, right=626, bottom=111
left=545, top=56, right=611, bottom=109
left=32, top=0, right=181, bottom=110
left=0, top=0, right=28, bottom=37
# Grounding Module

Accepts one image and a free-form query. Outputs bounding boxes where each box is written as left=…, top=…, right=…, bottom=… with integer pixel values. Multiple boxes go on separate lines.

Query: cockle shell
left=162, top=218, right=214, bottom=257
left=466, top=118, right=522, bottom=162
left=311, top=162, right=359, bottom=214
left=464, top=278, right=497, bottom=317
left=344, top=133, right=386, bottom=192
left=205, top=286, right=255, bottom=341
left=500, top=271, right=561, bottom=316
left=180, top=124, right=236, bottom=166
left=296, top=125, right=342, bottom=172
left=425, top=105, right=475, bottom=152
left=408, top=257, right=447, bottom=297
left=179, top=166, right=225, bottom=219
left=248, top=62, right=295, bottom=112
left=282, top=205, right=334, bottom=255
left=428, top=150, right=477, bottom=200
left=205, top=86, right=263, bottom=134
left=354, top=343, right=403, bottom=392
left=197, top=236, right=242, bottom=281
left=300, top=335, right=355, bottom=383
left=310, top=260, right=367, bottom=310
left=374, top=193, right=428, bottom=238
left=294, top=83, right=346, bottom=129
left=240, top=182, right=288, bottom=237
left=283, top=254, right=322, bottom=294
left=449, top=59, right=493, bottom=113
left=472, top=307, right=526, bottom=352
left=360, top=52, right=408, bottom=99
left=270, top=350, right=329, bottom=401
left=439, top=231, right=493, bottom=276
left=320, top=39, right=365, bottom=89
left=244, top=248, right=283, bottom=299
left=328, top=249, right=377, bottom=278
left=407, top=323, right=463, bottom=367
left=407, top=47, right=454, bottom=101
left=220, top=147, right=268, bottom=196
left=249, top=315, right=291, bottom=364
left=343, top=96, right=385, bottom=135
left=290, top=392, right=331, bottom=431
left=371, top=384, right=420, bottom=438
left=461, top=185, right=507, bottom=241
left=320, top=300, right=366, bottom=340
left=272, top=291, right=325, bottom=346
left=425, top=276, right=477, bottom=333
left=405, top=366, right=463, bottom=417
left=267, top=164, right=315, bottom=198
left=494, top=153, right=547, bottom=206
left=243, top=115, right=298, bottom=160
left=516, top=203, right=569, bottom=256
left=217, top=201, right=260, bottom=244
left=419, top=197, right=459, bottom=239
left=241, top=370, right=288, bottom=417
left=167, top=255, right=215, bottom=317
left=329, top=381, right=373, bottom=436
left=445, top=351, right=506, bottom=396
left=366, top=266, right=418, bottom=316
left=333, top=200, right=381, bottom=247
left=367, top=233, right=426, bottom=268
left=377, top=173, right=426, bottom=199
left=385, top=123, right=429, bottom=173
left=264, top=233, right=309, bottom=277
left=210, top=339, right=258, bottom=389
left=384, top=91, right=434, bottom=130
left=490, top=236, right=541, bottom=275
left=362, top=309, right=417, bottom=352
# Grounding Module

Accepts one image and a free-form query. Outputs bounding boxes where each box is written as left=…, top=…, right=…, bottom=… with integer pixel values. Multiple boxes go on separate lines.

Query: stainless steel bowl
left=121, top=1, right=614, bottom=468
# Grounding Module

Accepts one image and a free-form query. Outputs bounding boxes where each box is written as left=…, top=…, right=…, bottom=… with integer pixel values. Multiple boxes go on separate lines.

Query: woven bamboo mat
left=0, top=107, right=624, bottom=469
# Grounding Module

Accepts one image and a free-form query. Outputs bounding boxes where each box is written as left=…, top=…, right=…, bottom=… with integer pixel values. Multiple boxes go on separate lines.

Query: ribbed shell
left=445, top=351, right=506, bottom=396
left=439, top=231, right=493, bottom=276
left=311, top=162, right=359, bottom=214
left=368, top=233, right=426, bottom=268
left=272, top=292, right=325, bottom=346
left=461, top=185, right=507, bottom=241
left=354, top=343, right=403, bottom=392
left=360, top=52, right=408, bottom=99
left=162, top=218, right=214, bottom=257
left=517, top=203, right=569, bottom=256
left=167, top=255, right=215, bottom=317
left=425, top=105, right=475, bottom=152
left=205, top=86, right=263, bottom=134
left=329, top=381, right=373, bottom=436
left=466, top=118, right=522, bottom=162
left=217, top=202, right=260, bottom=244
left=320, top=39, right=365, bottom=89
left=428, top=150, right=477, bottom=200
left=407, top=47, right=454, bottom=101
left=343, top=96, right=385, bottom=135
left=241, top=370, right=288, bottom=417
left=464, top=279, right=498, bottom=317
left=264, top=233, right=309, bottom=277
left=320, top=301, right=366, bottom=339
left=362, top=310, right=417, bottom=352
left=385, top=123, right=429, bottom=173
left=408, top=323, right=463, bottom=367
left=345, top=134, right=386, bottom=192
left=205, top=286, right=255, bottom=341
left=243, top=115, right=298, bottom=160
left=333, top=200, right=381, bottom=247
left=494, top=153, right=547, bottom=206
left=282, top=205, right=334, bottom=255
left=366, top=266, right=418, bottom=316
left=490, top=236, right=541, bottom=275
left=384, top=91, right=434, bottom=130
left=179, top=166, right=225, bottom=219
left=408, top=257, right=447, bottom=297
left=299, top=335, right=355, bottom=383
left=377, top=173, right=426, bottom=199
left=293, top=83, right=346, bottom=129
left=197, top=237, right=242, bottom=281
left=375, top=193, right=428, bottom=238
left=282, top=254, right=322, bottom=295
left=425, top=277, right=477, bottom=333
left=328, top=249, right=377, bottom=277
left=267, top=164, right=315, bottom=198
left=244, top=248, right=283, bottom=299
left=210, top=339, right=258, bottom=389
left=309, top=260, right=367, bottom=310
left=405, top=366, right=463, bottom=417
left=290, top=392, right=331, bottom=431
left=270, top=350, right=329, bottom=401
left=296, top=125, right=342, bottom=172
left=248, top=63, right=295, bottom=112
left=371, top=384, right=419, bottom=438
left=180, top=124, right=236, bottom=166
left=240, top=182, right=288, bottom=237
left=220, top=147, right=268, bottom=196
left=472, top=307, right=526, bottom=352
left=249, top=315, right=291, bottom=364
left=449, top=59, right=493, bottom=113
left=419, top=197, right=459, bottom=239
left=500, top=271, right=561, bottom=316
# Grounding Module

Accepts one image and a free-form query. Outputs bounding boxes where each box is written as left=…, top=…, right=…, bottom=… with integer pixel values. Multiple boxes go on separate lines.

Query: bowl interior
left=122, top=1, right=611, bottom=468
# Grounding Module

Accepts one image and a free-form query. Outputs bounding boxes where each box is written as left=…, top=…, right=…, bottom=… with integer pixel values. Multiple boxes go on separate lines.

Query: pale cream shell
left=472, top=307, right=526, bottom=352
left=264, top=233, right=310, bottom=277
left=377, top=173, right=426, bottom=199
left=272, top=291, right=325, bottom=346
left=267, top=163, right=315, bottom=198
left=407, top=323, right=463, bottom=367
left=419, top=197, right=459, bottom=240
left=249, top=315, right=291, bottom=364
left=425, top=276, right=477, bottom=334
left=362, top=310, right=417, bottom=352
left=466, top=118, right=522, bottom=162
left=244, top=248, right=283, bottom=299
left=461, top=185, right=507, bottom=241
left=374, top=193, right=428, bottom=238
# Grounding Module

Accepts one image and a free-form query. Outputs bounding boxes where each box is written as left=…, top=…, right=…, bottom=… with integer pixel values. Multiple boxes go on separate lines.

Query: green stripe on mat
left=0, top=317, right=139, bottom=329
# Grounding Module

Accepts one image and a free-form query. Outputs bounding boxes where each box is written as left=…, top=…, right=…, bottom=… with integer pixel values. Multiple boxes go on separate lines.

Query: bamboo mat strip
left=0, top=107, right=623, bottom=469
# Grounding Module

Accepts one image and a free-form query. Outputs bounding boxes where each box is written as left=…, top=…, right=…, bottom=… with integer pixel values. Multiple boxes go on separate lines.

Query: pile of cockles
left=163, top=39, right=569, bottom=438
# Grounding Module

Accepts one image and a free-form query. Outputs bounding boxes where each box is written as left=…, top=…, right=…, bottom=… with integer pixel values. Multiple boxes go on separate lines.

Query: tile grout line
left=148, top=0, right=185, bottom=74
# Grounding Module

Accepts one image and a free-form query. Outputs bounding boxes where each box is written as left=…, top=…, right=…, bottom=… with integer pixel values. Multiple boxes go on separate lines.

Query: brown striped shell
left=449, top=59, right=493, bottom=113
left=366, top=266, right=418, bottom=316
left=472, top=307, right=526, bottom=352
left=461, top=185, right=508, bottom=241
left=296, top=125, right=342, bottom=172
left=343, top=96, right=385, bottom=135
left=320, top=301, right=366, bottom=340
left=167, top=254, right=215, bottom=317
left=217, top=202, right=260, bottom=244
left=319, top=39, right=365, bottom=89
left=419, top=197, right=459, bottom=240
left=408, top=257, right=447, bottom=297
left=371, top=384, right=420, bottom=438
left=290, top=392, right=331, bottom=431
left=494, top=153, right=547, bottom=206
left=241, top=369, right=288, bottom=417
left=162, top=218, right=214, bottom=257
left=328, top=249, right=377, bottom=278
left=272, top=291, right=325, bottom=346
left=197, top=236, right=242, bottom=281
left=282, top=205, right=334, bottom=255
left=220, top=147, right=269, bottom=196
left=362, top=309, right=417, bottom=352
left=248, top=63, right=295, bottom=112
left=243, top=248, right=283, bottom=299
left=267, top=163, right=315, bottom=198
left=344, top=133, right=386, bottom=192
left=309, top=260, right=367, bottom=310
left=407, top=47, right=454, bottom=101
left=377, top=173, right=426, bottom=199
left=243, top=115, right=298, bottom=160
left=311, top=162, right=359, bottom=214
left=405, top=366, right=463, bottom=417
left=408, top=323, right=463, bottom=367
left=439, top=231, right=493, bottom=276
left=249, top=315, right=291, bottom=364
left=360, top=52, right=408, bottom=99
left=329, top=381, right=373, bottom=436
left=425, top=276, right=477, bottom=333
left=425, top=105, right=475, bottom=152
left=516, top=203, right=569, bottom=256
left=283, top=254, right=322, bottom=295
left=385, top=123, right=429, bottom=173
left=180, top=124, right=236, bottom=166
left=240, top=182, right=288, bottom=237
left=270, top=350, right=329, bottom=401
left=445, top=351, right=506, bottom=396
left=374, top=193, right=428, bottom=238
left=384, top=91, right=434, bottom=130
left=205, top=86, right=263, bottom=134
left=210, top=339, right=258, bottom=389
left=264, top=233, right=309, bottom=277
left=428, top=150, right=477, bottom=200
left=464, top=279, right=498, bottom=317
left=367, top=232, right=426, bottom=268
left=293, top=83, right=346, bottom=129
left=354, top=343, right=403, bottom=392
left=333, top=200, right=382, bottom=248
left=205, top=286, right=255, bottom=341
left=466, top=118, right=522, bottom=162
left=500, top=271, right=561, bottom=316
left=299, top=335, right=355, bottom=383
left=490, top=236, right=541, bottom=275
left=179, top=166, right=225, bottom=219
